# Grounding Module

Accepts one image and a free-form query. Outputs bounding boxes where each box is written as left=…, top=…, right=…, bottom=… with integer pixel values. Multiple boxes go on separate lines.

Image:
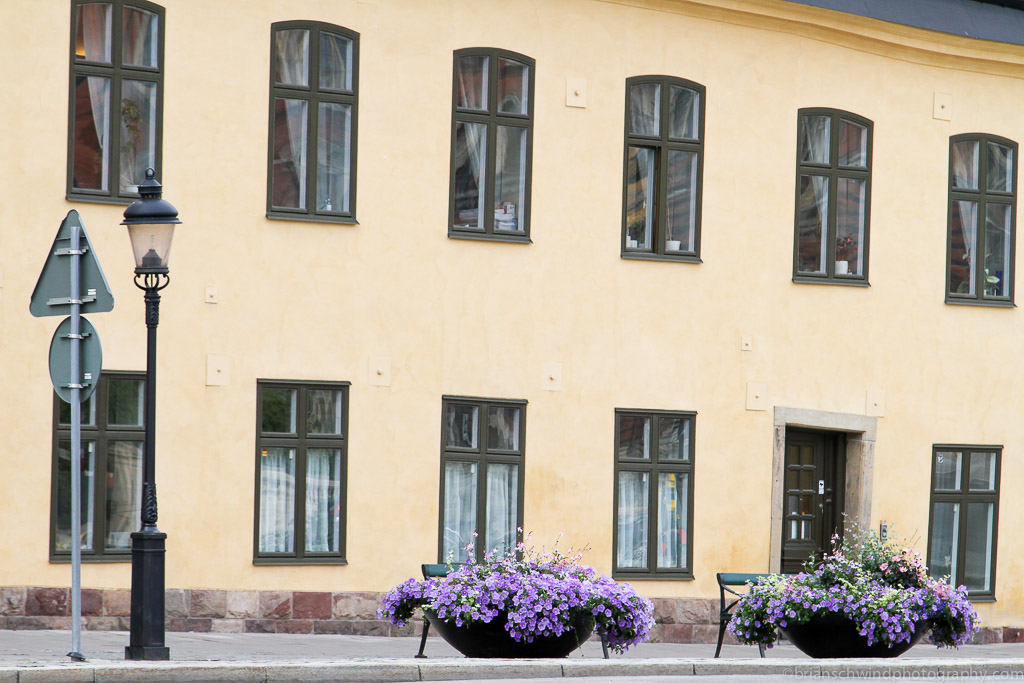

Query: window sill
left=253, top=557, right=348, bottom=566
left=448, top=231, right=532, bottom=244
left=50, top=554, right=130, bottom=564
left=267, top=212, right=359, bottom=226
left=612, top=572, right=694, bottom=581
left=945, top=298, right=1016, bottom=308
left=621, top=252, right=702, bottom=264
left=792, top=276, right=870, bottom=287
left=969, top=594, right=996, bottom=603
left=67, top=193, right=136, bottom=206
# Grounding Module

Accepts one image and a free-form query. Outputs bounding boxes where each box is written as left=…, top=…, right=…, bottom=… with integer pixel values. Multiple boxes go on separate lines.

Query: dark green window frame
left=50, top=371, right=146, bottom=563
left=253, top=380, right=350, bottom=565
left=612, top=409, right=695, bottom=580
left=926, top=445, right=1000, bottom=601
left=946, top=134, right=1017, bottom=307
left=67, top=0, right=165, bottom=204
left=621, top=75, right=705, bottom=263
left=448, top=48, right=535, bottom=243
left=793, top=108, right=872, bottom=285
left=267, top=21, right=359, bottom=224
left=438, top=396, right=526, bottom=563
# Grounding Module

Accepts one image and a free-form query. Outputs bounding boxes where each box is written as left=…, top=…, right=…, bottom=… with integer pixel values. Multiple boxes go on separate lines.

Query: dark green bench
left=414, top=563, right=611, bottom=659
left=715, top=572, right=771, bottom=658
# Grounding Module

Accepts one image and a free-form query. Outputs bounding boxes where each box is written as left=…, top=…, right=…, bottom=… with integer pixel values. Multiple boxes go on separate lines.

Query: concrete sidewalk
left=1, top=630, right=1023, bottom=681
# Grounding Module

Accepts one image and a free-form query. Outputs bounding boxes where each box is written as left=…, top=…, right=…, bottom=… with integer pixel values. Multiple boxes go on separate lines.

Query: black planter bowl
left=425, top=611, right=595, bottom=658
left=780, top=612, right=931, bottom=658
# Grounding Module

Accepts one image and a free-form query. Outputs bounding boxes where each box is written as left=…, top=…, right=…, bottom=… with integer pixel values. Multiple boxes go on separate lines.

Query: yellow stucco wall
left=1, top=0, right=1023, bottom=627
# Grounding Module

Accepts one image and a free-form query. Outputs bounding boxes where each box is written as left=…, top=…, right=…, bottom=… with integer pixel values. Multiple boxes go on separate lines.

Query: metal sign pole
left=69, top=222, right=84, bottom=662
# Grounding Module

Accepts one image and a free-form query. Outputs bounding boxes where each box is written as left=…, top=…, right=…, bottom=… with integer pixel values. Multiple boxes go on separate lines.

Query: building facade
left=2, top=0, right=1024, bottom=642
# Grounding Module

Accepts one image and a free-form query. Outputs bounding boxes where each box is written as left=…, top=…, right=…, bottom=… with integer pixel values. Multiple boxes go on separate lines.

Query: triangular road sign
left=30, top=210, right=115, bottom=318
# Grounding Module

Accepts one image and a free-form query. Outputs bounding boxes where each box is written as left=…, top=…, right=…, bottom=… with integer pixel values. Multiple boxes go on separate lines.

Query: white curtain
left=956, top=200, right=978, bottom=293
left=305, top=449, right=340, bottom=553
left=80, top=4, right=111, bottom=186
left=485, top=464, right=518, bottom=555
left=443, top=462, right=477, bottom=562
left=454, top=122, right=486, bottom=227
left=259, top=448, right=295, bottom=553
left=800, top=116, right=830, bottom=163
left=275, top=29, right=309, bottom=86
left=629, top=83, right=660, bottom=136
left=987, top=142, right=1012, bottom=192
left=457, top=56, right=487, bottom=109
left=952, top=140, right=979, bottom=189
left=617, top=471, right=649, bottom=569
left=657, top=473, right=687, bottom=569
left=122, top=7, right=157, bottom=67
left=105, top=441, right=142, bottom=550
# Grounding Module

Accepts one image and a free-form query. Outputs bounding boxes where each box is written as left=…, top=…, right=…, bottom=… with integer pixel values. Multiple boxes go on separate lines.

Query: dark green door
left=781, top=429, right=845, bottom=573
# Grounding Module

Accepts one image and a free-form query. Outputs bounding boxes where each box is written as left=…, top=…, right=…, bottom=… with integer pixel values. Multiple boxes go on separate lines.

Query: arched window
left=622, top=76, right=705, bottom=262
left=68, top=0, right=164, bottom=202
left=946, top=134, right=1017, bottom=305
left=267, top=21, right=359, bottom=223
left=449, top=48, right=534, bottom=242
left=793, top=108, right=872, bottom=284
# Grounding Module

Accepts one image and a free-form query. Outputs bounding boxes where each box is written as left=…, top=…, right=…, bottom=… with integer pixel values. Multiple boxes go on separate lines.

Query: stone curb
left=5, top=658, right=1024, bottom=682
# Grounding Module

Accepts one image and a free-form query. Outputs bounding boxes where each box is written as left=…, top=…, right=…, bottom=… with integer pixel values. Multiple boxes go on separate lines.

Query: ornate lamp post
left=122, top=168, right=180, bottom=661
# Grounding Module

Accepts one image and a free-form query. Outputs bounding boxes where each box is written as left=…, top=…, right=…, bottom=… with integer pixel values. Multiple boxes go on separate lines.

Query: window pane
left=949, top=201, right=978, bottom=296
left=964, top=503, right=994, bottom=592
left=934, top=451, right=962, bottom=490
left=659, top=417, right=690, bottom=461
left=456, top=55, right=488, bottom=111
left=628, top=83, right=660, bottom=137
left=442, top=461, right=477, bottom=562
left=122, top=6, right=158, bottom=68
left=306, top=389, right=343, bottom=435
left=984, top=203, right=1011, bottom=297
left=487, top=406, right=520, bottom=451
left=657, top=472, right=688, bottom=569
left=271, top=98, right=308, bottom=209
left=316, top=102, right=351, bottom=213
left=952, top=140, right=979, bottom=190
left=617, top=471, right=649, bottom=569
left=445, top=404, right=479, bottom=449
left=618, top=415, right=651, bottom=460
left=494, top=126, right=526, bottom=232
left=319, top=32, right=353, bottom=91
left=796, top=175, right=828, bottom=274
left=665, top=150, right=697, bottom=253
left=668, top=86, right=699, bottom=140
left=930, top=502, right=959, bottom=582
left=485, top=463, right=518, bottom=555
left=75, top=3, right=112, bottom=63
left=274, top=29, right=309, bottom=87
left=108, top=378, right=144, bottom=426
left=262, top=387, right=297, bottom=433
left=836, top=177, right=866, bottom=276
left=498, top=58, right=528, bottom=115
left=969, top=452, right=997, bottom=491
left=838, top=119, right=867, bottom=167
left=452, top=122, right=486, bottom=228
left=625, top=146, right=656, bottom=250
left=58, top=393, right=96, bottom=426
left=799, top=115, right=830, bottom=165
left=988, top=142, right=1013, bottom=193
left=72, top=75, right=110, bottom=192
left=119, top=80, right=157, bottom=194
left=258, top=447, right=295, bottom=553
left=55, top=441, right=96, bottom=552
left=305, top=448, right=342, bottom=553
left=105, top=441, right=142, bottom=550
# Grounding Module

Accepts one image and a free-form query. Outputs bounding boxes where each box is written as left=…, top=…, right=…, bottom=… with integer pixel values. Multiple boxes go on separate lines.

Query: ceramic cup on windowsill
left=666, top=240, right=682, bottom=251
left=836, top=260, right=850, bottom=275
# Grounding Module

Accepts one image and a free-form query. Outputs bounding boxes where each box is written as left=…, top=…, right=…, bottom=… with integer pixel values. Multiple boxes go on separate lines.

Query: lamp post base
left=126, top=528, right=168, bottom=661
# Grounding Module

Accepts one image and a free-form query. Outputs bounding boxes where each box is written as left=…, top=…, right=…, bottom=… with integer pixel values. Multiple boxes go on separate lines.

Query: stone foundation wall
left=0, top=588, right=1011, bottom=645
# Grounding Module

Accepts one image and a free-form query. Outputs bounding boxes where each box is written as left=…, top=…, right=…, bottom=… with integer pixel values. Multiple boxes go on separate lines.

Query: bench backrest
left=421, top=563, right=451, bottom=578
left=717, top=572, right=770, bottom=587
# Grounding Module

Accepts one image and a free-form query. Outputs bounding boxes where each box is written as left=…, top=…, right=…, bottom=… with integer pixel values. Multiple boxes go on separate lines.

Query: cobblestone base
left=0, top=588, right=1010, bottom=645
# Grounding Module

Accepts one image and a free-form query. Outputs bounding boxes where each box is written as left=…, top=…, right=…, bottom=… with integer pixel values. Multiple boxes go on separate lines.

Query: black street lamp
left=122, top=168, right=180, bottom=661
